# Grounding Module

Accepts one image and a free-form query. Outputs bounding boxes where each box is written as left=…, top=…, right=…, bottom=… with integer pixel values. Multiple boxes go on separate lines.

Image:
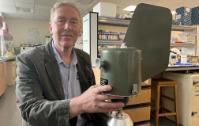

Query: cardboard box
left=191, top=6, right=199, bottom=25
left=176, top=7, right=192, bottom=25
left=93, top=2, right=117, bottom=18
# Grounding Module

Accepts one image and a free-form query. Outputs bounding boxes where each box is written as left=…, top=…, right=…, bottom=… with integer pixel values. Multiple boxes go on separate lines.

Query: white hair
left=50, top=1, right=81, bottom=22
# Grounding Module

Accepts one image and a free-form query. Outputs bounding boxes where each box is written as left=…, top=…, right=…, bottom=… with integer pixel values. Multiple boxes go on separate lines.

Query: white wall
left=5, top=18, right=50, bottom=47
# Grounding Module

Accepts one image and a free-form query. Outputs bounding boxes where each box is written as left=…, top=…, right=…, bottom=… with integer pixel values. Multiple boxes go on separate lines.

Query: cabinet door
left=127, top=88, right=151, bottom=105
left=192, top=77, right=199, bottom=126
left=123, top=106, right=151, bottom=123
left=5, top=61, right=16, bottom=85
left=192, top=98, right=199, bottom=126
left=0, top=62, right=6, bottom=96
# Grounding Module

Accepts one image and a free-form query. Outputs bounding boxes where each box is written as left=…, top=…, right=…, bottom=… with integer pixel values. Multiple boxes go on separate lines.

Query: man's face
left=49, top=5, right=81, bottom=50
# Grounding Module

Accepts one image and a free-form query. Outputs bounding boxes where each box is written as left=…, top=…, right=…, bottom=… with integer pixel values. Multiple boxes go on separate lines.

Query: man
left=16, top=1, right=124, bottom=126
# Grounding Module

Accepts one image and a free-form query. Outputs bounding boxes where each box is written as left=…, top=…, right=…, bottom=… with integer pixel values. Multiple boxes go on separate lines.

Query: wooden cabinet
left=191, top=75, right=199, bottom=126
left=123, top=80, right=151, bottom=126
left=0, top=62, right=6, bottom=96
left=92, top=67, right=101, bottom=85
left=127, top=89, right=151, bottom=105
left=4, top=61, right=16, bottom=85
left=0, top=60, right=16, bottom=96
left=163, top=72, right=199, bottom=126
left=124, top=106, right=151, bottom=123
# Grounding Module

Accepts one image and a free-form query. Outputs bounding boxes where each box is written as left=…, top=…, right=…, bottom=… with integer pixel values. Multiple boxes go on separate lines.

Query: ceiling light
left=123, top=5, right=136, bottom=12
left=16, top=7, right=33, bottom=13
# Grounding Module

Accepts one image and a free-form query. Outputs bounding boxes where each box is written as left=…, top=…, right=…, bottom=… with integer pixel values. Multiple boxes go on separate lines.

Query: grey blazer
left=16, top=41, right=108, bottom=126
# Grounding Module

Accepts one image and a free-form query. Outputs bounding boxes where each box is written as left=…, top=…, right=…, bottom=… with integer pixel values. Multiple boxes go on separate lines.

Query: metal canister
left=100, top=47, right=142, bottom=97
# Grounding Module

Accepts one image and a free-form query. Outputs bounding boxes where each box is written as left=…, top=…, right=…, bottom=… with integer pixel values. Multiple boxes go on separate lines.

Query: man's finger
left=95, top=85, right=112, bottom=94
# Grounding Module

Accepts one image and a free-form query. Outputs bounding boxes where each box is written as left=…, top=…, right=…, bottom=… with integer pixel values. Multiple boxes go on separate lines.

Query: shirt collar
left=52, top=41, right=77, bottom=65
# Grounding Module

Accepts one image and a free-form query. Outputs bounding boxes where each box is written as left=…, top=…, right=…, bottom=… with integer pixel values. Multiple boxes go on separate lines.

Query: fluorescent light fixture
left=16, top=7, right=33, bottom=13
left=123, top=5, right=137, bottom=11
left=171, top=10, right=176, bottom=15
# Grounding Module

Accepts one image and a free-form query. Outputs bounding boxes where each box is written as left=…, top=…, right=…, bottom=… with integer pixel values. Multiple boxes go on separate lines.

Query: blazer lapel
left=75, top=49, right=92, bottom=92
left=44, top=42, right=65, bottom=99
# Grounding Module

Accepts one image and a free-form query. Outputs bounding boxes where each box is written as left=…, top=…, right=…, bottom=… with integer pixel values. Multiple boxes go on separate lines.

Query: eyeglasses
left=53, top=18, right=80, bottom=26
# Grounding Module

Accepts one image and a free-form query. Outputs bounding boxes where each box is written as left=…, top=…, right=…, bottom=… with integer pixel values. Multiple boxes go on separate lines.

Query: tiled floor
left=0, top=85, right=177, bottom=126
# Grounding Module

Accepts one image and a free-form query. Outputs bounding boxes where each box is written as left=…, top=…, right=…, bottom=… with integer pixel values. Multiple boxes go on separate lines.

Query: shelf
left=170, top=43, right=196, bottom=47
left=172, top=25, right=196, bottom=31
left=98, top=17, right=196, bottom=31
left=99, top=16, right=197, bottom=29
left=166, top=65, right=199, bottom=71
left=98, top=40, right=123, bottom=45
left=98, top=16, right=130, bottom=26
left=97, top=17, right=198, bottom=57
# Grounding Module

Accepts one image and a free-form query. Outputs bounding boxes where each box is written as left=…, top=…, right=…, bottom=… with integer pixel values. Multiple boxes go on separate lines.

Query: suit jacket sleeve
left=16, top=51, right=70, bottom=126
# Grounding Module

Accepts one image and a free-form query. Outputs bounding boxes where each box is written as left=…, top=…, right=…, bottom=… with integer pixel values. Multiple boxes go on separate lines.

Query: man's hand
left=69, top=85, right=125, bottom=118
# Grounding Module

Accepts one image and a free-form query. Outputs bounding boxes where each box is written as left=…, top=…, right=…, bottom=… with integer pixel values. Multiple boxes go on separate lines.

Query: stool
left=153, top=79, right=179, bottom=126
